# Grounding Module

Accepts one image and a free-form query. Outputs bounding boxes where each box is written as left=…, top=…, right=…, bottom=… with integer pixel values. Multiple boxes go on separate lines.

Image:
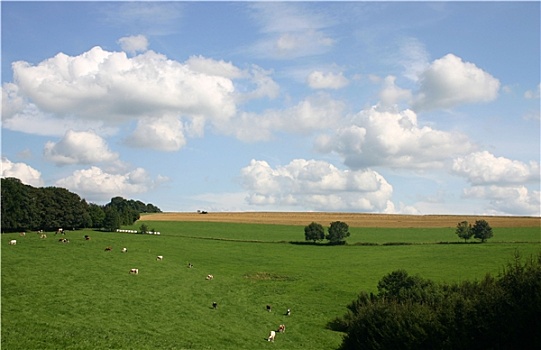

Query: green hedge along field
left=2, top=222, right=540, bottom=349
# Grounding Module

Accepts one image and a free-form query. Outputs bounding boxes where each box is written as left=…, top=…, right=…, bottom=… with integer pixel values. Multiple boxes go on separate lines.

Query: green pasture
left=2, top=222, right=540, bottom=349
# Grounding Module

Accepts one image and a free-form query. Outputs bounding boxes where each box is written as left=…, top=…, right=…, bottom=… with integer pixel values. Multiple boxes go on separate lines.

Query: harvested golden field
left=141, top=212, right=541, bottom=228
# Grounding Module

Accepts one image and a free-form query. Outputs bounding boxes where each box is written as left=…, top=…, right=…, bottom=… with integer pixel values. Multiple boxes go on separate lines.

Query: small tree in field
left=305, top=222, right=325, bottom=243
left=455, top=221, right=473, bottom=242
left=139, top=223, right=149, bottom=235
left=326, top=221, right=350, bottom=244
left=472, top=219, right=493, bottom=242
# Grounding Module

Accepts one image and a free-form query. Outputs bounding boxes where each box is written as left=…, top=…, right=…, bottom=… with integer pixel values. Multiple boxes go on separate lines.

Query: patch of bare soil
left=141, top=212, right=541, bottom=228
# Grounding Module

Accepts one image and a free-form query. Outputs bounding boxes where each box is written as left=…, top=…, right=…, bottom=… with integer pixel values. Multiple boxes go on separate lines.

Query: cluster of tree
left=332, top=252, right=541, bottom=349
left=1, top=177, right=161, bottom=232
left=456, top=219, right=493, bottom=242
left=304, top=221, right=350, bottom=244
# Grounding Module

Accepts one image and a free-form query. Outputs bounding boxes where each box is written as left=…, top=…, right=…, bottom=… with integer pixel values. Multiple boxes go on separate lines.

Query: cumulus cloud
left=315, top=105, right=474, bottom=169
left=463, top=185, right=540, bottom=216
left=55, top=166, right=162, bottom=202
left=413, top=54, right=500, bottom=111
left=118, top=35, right=149, bottom=55
left=1, top=158, right=44, bottom=187
left=124, top=115, right=187, bottom=151
left=307, top=71, right=349, bottom=89
left=44, top=130, right=119, bottom=165
left=378, top=76, right=412, bottom=107
left=5, top=46, right=238, bottom=139
left=452, top=151, right=540, bottom=185
left=240, top=159, right=394, bottom=212
left=219, top=94, right=345, bottom=142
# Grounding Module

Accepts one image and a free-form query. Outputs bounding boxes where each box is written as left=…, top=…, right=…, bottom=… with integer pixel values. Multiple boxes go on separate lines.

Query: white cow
left=121, top=248, right=128, bottom=253
left=129, top=268, right=139, bottom=275
left=9, top=239, right=16, bottom=245
left=267, top=330, right=276, bottom=342
left=156, top=255, right=163, bottom=261
left=206, top=274, right=214, bottom=280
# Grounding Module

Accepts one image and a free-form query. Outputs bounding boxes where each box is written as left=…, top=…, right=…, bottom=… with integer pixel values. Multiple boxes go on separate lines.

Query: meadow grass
left=2, top=222, right=540, bottom=349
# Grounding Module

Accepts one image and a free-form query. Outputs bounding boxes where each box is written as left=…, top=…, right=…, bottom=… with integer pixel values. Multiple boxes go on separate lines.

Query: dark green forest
left=1, top=177, right=161, bottom=232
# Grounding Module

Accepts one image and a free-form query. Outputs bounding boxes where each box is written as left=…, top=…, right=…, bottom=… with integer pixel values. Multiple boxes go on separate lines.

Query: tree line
left=332, top=252, right=541, bottom=349
left=1, top=177, right=161, bottom=232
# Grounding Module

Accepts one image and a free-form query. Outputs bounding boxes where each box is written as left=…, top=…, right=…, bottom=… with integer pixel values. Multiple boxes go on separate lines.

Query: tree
left=472, top=219, right=493, bottom=243
left=304, top=222, right=325, bottom=243
left=455, top=221, right=473, bottom=242
left=102, top=207, right=120, bottom=231
left=326, top=221, right=350, bottom=244
left=139, top=223, right=149, bottom=235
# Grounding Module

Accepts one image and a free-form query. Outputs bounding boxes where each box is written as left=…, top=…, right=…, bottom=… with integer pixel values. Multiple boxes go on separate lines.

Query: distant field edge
left=139, top=212, right=541, bottom=228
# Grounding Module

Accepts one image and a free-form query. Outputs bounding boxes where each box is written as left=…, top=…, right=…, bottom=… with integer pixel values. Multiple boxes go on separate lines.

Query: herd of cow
left=7, top=229, right=292, bottom=343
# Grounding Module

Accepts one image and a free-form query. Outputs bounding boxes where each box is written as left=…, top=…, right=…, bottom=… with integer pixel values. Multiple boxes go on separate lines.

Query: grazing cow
left=129, top=268, right=139, bottom=275
left=267, top=330, right=276, bottom=342
left=206, top=274, right=214, bottom=280
left=40, top=233, right=47, bottom=239
left=278, top=324, right=286, bottom=333
left=84, top=235, right=91, bottom=240
left=19, top=232, right=26, bottom=237
left=212, top=302, right=218, bottom=309
left=9, top=239, right=16, bottom=245
left=286, top=308, right=291, bottom=316
left=187, top=263, right=193, bottom=268
left=121, top=248, right=128, bottom=253
left=156, top=255, right=163, bottom=261
left=266, top=304, right=272, bottom=312
left=58, top=238, right=69, bottom=243
left=105, top=246, right=112, bottom=251
left=56, top=228, right=64, bottom=235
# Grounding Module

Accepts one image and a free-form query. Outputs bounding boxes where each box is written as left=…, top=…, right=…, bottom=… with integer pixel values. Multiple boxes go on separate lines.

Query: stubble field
left=142, top=211, right=541, bottom=228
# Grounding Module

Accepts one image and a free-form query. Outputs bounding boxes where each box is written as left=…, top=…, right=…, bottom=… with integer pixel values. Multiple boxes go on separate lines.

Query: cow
left=129, top=268, right=139, bottom=275
left=187, top=263, right=193, bottom=268
left=286, top=308, right=291, bottom=316
left=105, top=246, right=112, bottom=251
left=121, top=248, right=128, bottom=253
left=267, top=330, right=276, bottom=342
left=84, top=235, right=91, bottom=240
left=58, top=238, right=69, bottom=243
left=56, top=228, right=64, bottom=235
left=40, top=233, right=47, bottom=239
left=156, top=255, right=163, bottom=261
left=19, top=232, right=26, bottom=237
left=212, top=302, right=218, bottom=309
left=266, top=304, right=272, bottom=312
left=206, top=274, right=214, bottom=280
left=278, top=324, right=286, bottom=333
left=9, top=239, right=16, bottom=245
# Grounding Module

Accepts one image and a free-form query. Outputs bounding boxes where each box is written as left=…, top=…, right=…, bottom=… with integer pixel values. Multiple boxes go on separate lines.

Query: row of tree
left=304, top=221, right=351, bottom=244
left=333, top=252, right=541, bottom=349
left=1, top=177, right=161, bottom=232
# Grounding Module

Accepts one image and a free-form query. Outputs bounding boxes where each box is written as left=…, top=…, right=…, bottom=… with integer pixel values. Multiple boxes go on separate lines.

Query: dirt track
left=141, top=212, right=541, bottom=228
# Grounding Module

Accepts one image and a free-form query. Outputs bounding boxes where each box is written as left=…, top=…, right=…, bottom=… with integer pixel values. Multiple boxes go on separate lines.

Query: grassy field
left=2, top=213, right=540, bottom=349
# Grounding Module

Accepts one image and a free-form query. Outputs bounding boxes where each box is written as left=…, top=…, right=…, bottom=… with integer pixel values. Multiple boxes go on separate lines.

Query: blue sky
left=1, top=1, right=540, bottom=215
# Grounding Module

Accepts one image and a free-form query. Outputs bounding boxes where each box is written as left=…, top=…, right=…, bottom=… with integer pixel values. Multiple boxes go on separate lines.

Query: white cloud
left=6, top=46, right=238, bottom=136
left=413, top=54, right=500, bottom=111
left=524, top=84, right=541, bottom=99
left=240, top=159, right=394, bottom=212
left=124, top=115, right=187, bottom=151
left=185, top=55, right=244, bottom=79
left=118, top=35, right=149, bottom=55
left=398, top=37, right=430, bottom=82
left=219, top=94, right=345, bottom=142
left=248, top=2, right=335, bottom=59
left=452, top=151, right=540, bottom=185
left=1, top=158, right=44, bottom=187
left=44, top=130, right=119, bottom=165
left=307, top=71, right=349, bottom=90
left=316, top=105, right=474, bottom=169
left=463, top=185, right=540, bottom=216
left=378, top=75, right=412, bottom=107
left=55, top=166, right=160, bottom=202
